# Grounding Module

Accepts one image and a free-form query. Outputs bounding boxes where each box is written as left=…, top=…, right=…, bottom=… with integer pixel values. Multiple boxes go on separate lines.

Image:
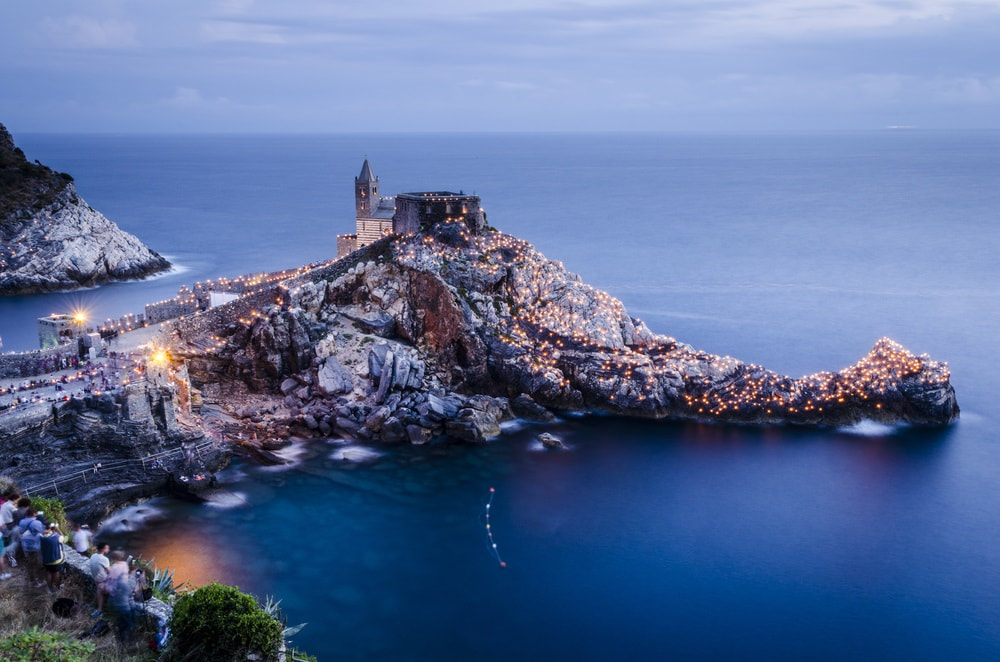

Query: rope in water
left=481, top=487, right=507, bottom=568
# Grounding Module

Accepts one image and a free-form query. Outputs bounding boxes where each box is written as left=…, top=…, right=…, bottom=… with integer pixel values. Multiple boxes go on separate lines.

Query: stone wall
left=337, top=233, right=358, bottom=259
left=394, top=193, right=484, bottom=235
left=60, top=546, right=173, bottom=629
left=146, top=297, right=199, bottom=325
left=0, top=345, right=81, bottom=379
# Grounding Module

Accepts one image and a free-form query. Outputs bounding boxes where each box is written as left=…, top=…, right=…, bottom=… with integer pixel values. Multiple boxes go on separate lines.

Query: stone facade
left=38, top=314, right=77, bottom=349
left=337, top=159, right=484, bottom=258
left=337, top=233, right=358, bottom=256
left=394, top=192, right=484, bottom=235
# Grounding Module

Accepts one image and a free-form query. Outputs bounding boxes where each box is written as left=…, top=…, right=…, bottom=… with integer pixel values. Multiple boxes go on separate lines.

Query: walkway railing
left=19, top=436, right=223, bottom=499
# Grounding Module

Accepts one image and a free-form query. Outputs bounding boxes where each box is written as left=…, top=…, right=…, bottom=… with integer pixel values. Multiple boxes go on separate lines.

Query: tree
left=164, top=583, right=284, bottom=661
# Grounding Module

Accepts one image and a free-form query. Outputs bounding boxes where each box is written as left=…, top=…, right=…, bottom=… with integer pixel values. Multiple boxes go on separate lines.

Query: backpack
left=52, top=597, right=78, bottom=618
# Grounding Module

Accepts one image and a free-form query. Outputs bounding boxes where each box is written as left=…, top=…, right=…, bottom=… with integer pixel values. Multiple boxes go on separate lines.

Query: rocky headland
left=0, top=123, right=169, bottom=295
left=0, top=377, right=227, bottom=522
left=164, top=214, right=958, bottom=447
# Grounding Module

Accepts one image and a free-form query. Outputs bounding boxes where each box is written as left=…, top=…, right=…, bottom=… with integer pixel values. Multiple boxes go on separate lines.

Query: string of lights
left=481, top=487, right=507, bottom=568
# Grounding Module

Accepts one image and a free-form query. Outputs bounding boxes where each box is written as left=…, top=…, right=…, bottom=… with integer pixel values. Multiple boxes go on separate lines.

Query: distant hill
left=0, top=123, right=170, bottom=295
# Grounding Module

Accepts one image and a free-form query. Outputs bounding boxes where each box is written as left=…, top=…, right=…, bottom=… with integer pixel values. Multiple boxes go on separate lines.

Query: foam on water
left=837, top=419, right=900, bottom=437
left=259, top=442, right=312, bottom=471
left=98, top=503, right=165, bottom=535
left=331, top=445, right=384, bottom=462
left=204, top=490, right=250, bottom=509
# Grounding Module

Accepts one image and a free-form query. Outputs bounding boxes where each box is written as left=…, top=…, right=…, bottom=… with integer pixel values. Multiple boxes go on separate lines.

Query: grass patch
left=0, top=570, right=156, bottom=660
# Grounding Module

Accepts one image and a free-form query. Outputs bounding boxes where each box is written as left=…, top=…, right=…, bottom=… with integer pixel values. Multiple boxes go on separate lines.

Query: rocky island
left=165, top=212, right=958, bottom=450
left=0, top=123, right=169, bottom=295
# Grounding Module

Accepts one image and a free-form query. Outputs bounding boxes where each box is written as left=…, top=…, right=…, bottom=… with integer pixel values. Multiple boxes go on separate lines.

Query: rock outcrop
left=0, top=381, right=227, bottom=522
left=168, top=214, right=959, bottom=445
left=0, top=123, right=170, bottom=295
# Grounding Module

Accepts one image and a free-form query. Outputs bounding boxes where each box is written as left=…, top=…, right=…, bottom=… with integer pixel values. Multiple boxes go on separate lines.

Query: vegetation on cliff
left=0, top=123, right=170, bottom=295
left=0, top=123, right=73, bottom=229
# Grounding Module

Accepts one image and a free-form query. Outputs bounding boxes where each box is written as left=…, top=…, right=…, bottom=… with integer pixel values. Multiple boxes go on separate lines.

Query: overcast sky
left=2, top=0, right=999, bottom=132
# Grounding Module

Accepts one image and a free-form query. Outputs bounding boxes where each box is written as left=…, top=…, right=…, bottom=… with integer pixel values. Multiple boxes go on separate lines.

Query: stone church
left=337, top=159, right=485, bottom=258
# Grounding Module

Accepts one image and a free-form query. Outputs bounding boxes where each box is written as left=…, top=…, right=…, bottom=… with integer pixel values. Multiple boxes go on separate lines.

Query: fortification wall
left=337, top=234, right=358, bottom=258
left=0, top=345, right=81, bottom=379
left=165, top=286, right=281, bottom=350
left=395, top=194, right=484, bottom=235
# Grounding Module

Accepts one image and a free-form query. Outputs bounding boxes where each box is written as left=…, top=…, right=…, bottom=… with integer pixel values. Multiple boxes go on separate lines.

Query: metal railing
left=19, top=436, right=223, bottom=499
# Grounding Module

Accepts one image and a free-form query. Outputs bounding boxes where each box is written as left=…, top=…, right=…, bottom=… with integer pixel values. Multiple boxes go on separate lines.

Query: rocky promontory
left=0, top=123, right=170, bottom=295
left=166, top=215, right=958, bottom=446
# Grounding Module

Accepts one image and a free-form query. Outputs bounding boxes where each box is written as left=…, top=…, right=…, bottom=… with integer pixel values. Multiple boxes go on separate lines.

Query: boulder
left=375, top=350, right=394, bottom=403
left=406, top=425, right=433, bottom=445
left=445, top=408, right=500, bottom=443
left=537, top=432, right=567, bottom=450
left=368, top=343, right=390, bottom=380
left=335, top=416, right=361, bottom=436
left=317, top=357, right=352, bottom=395
left=511, top=394, right=556, bottom=422
left=381, top=417, right=407, bottom=443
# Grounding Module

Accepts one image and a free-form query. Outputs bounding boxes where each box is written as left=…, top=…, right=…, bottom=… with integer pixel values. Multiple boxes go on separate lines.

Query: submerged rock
left=537, top=432, right=567, bottom=450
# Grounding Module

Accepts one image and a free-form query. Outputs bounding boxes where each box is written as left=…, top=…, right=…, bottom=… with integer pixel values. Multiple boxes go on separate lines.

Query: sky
left=2, top=0, right=1000, bottom=132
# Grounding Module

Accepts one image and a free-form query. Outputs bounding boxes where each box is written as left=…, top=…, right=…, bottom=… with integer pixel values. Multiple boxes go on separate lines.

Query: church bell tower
left=355, top=158, right=378, bottom=219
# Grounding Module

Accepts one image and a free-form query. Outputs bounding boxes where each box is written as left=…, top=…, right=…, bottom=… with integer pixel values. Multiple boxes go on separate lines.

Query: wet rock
left=381, top=417, right=407, bottom=443
left=335, top=417, right=361, bottom=436
left=406, top=425, right=433, bottom=445
left=445, top=408, right=500, bottom=442
left=467, top=394, right=513, bottom=422
left=538, top=432, right=567, bottom=450
left=511, top=394, right=556, bottom=422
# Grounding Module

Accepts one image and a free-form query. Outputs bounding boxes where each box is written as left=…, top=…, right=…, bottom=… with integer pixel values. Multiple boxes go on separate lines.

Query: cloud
left=40, top=16, right=139, bottom=49
left=214, top=0, right=256, bottom=16
left=496, top=81, right=537, bottom=91
left=201, top=19, right=286, bottom=44
left=161, top=87, right=233, bottom=109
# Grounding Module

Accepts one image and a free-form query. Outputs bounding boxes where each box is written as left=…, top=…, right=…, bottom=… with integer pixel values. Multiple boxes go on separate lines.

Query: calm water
left=7, top=132, right=1000, bottom=660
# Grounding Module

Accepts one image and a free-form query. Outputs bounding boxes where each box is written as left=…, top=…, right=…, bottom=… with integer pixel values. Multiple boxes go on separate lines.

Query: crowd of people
left=1, top=361, right=135, bottom=414
left=0, top=489, right=149, bottom=641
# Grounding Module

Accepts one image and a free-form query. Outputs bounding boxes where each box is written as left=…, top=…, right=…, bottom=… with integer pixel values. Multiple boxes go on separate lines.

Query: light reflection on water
left=91, top=417, right=999, bottom=661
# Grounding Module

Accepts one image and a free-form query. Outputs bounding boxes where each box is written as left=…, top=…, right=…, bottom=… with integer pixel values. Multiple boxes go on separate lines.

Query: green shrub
left=30, top=497, right=67, bottom=532
left=165, top=583, right=284, bottom=661
left=0, top=627, right=95, bottom=662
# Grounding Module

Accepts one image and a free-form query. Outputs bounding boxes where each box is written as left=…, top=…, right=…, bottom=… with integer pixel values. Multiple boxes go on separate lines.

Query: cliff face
left=169, top=217, right=958, bottom=445
left=0, top=382, right=227, bottom=522
left=0, top=123, right=170, bottom=295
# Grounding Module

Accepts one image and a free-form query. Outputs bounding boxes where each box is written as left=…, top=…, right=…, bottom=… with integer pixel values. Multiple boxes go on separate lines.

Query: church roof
left=370, top=196, right=395, bottom=219
left=357, top=158, right=375, bottom=182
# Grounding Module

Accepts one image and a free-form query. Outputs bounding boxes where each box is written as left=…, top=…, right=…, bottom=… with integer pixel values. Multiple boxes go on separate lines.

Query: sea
left=3, top=132, right=1000, bottom=660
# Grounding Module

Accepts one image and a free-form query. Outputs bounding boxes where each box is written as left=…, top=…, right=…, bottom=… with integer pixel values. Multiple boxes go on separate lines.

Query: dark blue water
left=8, top=132, right=1000, bottom=660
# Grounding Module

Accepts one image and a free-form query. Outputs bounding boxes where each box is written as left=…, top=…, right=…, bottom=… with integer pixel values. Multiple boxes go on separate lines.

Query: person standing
left=89, top=543, right=111, bottom=616
left=105, top=551, right=134, bottom=642
left=0, top=531, right=10, bottom=580
left=0, top=491, right=17, bottom=567
left=18, top=507, right=45, bottom=587
left=71, top=522, right=93, bottom=555
left=39, top=522, right=66, bottom=592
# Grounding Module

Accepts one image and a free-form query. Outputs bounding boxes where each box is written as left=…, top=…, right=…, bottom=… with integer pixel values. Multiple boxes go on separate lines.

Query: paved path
left=0, top=324, right=166, bottom=415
